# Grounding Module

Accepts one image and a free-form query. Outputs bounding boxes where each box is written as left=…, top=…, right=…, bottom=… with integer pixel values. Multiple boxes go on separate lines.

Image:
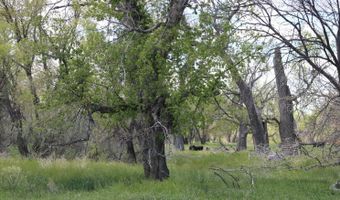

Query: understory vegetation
left=0, top=149, right=339, bottom=200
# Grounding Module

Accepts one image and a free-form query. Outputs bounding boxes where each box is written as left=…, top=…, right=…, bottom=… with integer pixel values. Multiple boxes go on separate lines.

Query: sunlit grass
left=0, top=150, right=339, bottom=200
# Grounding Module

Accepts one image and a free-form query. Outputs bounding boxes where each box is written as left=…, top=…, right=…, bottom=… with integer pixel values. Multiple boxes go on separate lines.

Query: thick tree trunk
left=10, top=106, right=29, bottom=156
left=173, top=134, right=185, bottom=151
left=274, top=48, right=298, bottom=155
left=140, top=102, right=170, bottom=180
left=16, top=127, right=30, bottom=157
left=236, top=122, right=248, bottom=151
left=141, top=96, right=170, bottom=180
left=142, top=119, right=169, bottom=180
left=236, top=79, right=267, bottom=152
left=1, top=84, right=29, bottom=156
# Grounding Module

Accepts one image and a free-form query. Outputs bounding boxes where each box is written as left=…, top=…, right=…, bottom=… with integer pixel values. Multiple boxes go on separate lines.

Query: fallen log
left=299, top=142, right=325, bottom=148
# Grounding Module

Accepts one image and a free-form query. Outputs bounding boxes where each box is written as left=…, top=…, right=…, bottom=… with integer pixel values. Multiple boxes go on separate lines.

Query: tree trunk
left=141, top=96, right=170, bottom=180
left=236, top=122, right=248, bottom=151
left=25, top=69, right=40, bottom=106
left=16, top=126, right=30, bottom=157
left=2, top=85, right=29, bottom=156
left=262, top=121, right=269, bottom=146
left=0, top=80, right=7, bottom=153
left=183, top=137, right=189, bottom=144
left=227, top=134, right=231, bottom=143
left=126, top=139, right=137, bottom=163
left=188, top=129, right=194, bottom=144
left=273, top=48, right=298, bottom=155
left=142, top=119, right=169, bottom=180
left=200, top=129, right=208, bottom=145
left=25, top=67, right=44, bottom=156
left=173, top=134, right=184, bottom=151
left=11, top=106, right=29, bottom=157
left=125, top=120, right=138, bottom=163
left=1, top=69, right=29, bottom=156
left=231, top=131, right=237, bottom=143
left=236, top=78, right=267, bottom=152
left=0, top=115, right=7, bottom=153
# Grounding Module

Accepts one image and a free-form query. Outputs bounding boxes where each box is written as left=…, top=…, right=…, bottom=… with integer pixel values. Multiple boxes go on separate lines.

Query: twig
left=213, top=171, right=230, bottom=187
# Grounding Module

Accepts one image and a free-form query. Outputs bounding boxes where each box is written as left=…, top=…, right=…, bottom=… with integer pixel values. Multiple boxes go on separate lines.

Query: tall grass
left=0, top=151, right=339, bottom=200
left=0, top=158, right=143, bottom=199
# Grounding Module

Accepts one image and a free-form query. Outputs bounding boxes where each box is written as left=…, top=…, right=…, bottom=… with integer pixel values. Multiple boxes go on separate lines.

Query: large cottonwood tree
left=83, top=0, right=190, bottom=180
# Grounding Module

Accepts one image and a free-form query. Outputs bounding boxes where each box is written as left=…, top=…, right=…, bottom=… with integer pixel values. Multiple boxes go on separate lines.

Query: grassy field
left=0, top=150, right=339, bottom=200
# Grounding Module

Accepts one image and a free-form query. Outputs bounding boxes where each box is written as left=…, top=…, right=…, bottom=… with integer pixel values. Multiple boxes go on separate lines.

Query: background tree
left=194, top=0, right=269, bottom=152
left=273, top=47, right=298, bottom=155
left=252, top=0, right=340, bottom=94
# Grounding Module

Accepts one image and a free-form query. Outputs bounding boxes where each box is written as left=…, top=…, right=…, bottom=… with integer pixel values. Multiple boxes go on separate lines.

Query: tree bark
left=173, top=134, right=185, bottom=151
left=1, top=63, right=29, bottom=156
left=25, top=68, right=40, bottom=107
left=125, top=120, right=138, bottom=163
left=126, top=139, right=137, bottom=163
left=0, top=115, right=6, bottom=153
left=142, top=129, right=169, bottom=180
left=262, top=121, right=269, bottom=146
left=193, top=125, right=206, bottom=144
left=0, top=77, right=29, bottom=156
left=5, top=98, right=29, bottom=156
left=199, top=129, right=208, bottom=145
left=230, top=130, right=237, bottom=143
left=236, top=78, right=267, bottom=152
left=273, top=48, right=298, bottom=155
left=236, top=122, right=248, bottom=151
left=227, top=134, right=231, bottom=143
left=141, top=97, right=170, bottom=180
left=183, top=137, right=189, bottom=144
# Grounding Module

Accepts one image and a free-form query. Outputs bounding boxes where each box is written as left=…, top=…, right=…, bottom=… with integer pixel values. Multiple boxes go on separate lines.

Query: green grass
left=0, top=151, right=339, bottom=200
